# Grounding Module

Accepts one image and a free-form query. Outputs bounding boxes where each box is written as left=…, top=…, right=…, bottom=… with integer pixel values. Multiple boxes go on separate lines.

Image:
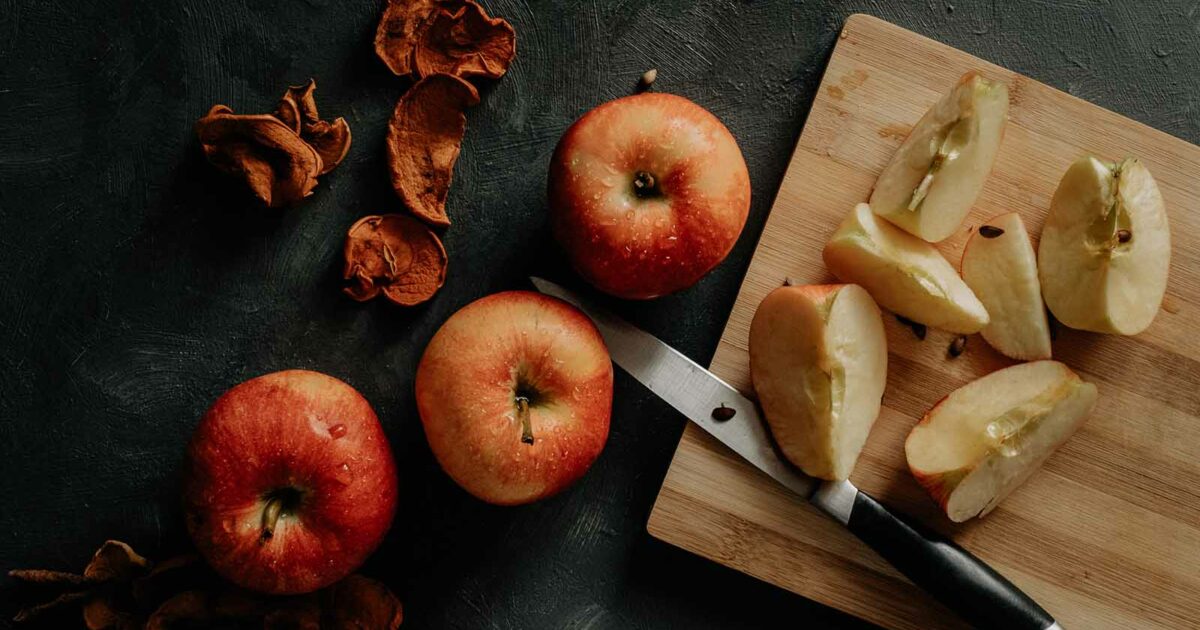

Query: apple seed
left=711, top=404, right=736, bottom=421
left=978, top=225, right=1004, bottom=238
left=1116, top=229, right=1132, bottom=244
left=948, top=335, right=967, bottom=358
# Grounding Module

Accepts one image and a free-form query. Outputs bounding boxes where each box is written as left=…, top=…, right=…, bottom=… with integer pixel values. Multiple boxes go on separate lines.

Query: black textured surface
left=1, top=1, right=1196, bottom=629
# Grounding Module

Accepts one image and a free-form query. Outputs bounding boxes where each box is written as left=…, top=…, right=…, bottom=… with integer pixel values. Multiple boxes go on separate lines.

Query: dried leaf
left=325, top=575, right=404, bottom=630
left=386, top=73, right=479, bottom=226
left=375, top=0, right=444, bottom=76
left=343, top=214, right=447, bottom=306
left=414, top=2, right=516, bottom=80
left=196, top=105, right=324, bottom=208
left=83, top=540, right=150, bottom=583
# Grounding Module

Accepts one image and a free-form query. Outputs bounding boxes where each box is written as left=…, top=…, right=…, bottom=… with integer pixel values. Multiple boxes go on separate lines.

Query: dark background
left=1, top=1, right=1197, bottom=628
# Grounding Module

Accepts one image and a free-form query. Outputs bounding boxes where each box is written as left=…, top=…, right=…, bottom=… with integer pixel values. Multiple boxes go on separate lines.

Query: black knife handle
left=847, top=490, right=1058, bottom=630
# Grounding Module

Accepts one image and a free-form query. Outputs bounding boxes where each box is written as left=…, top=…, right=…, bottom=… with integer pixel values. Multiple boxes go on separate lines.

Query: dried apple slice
left=343, top=214, right=448, bottom=306
left=823, top=203, right=989, bottom=334
left=961, top=213, right=1052, bottom=360
left=870, top=72, right=1009, bottom=242
left=386, top=74, right=480, bottom=226
left=905, top=360, right=1097, bottom=522
left=750, top=283, right=888, bottom=480
left=1038, top=156, right=1170, bottom=335
left=414, top=2, right=517, bottom=80
left=195, top=105, right=323, bottom=208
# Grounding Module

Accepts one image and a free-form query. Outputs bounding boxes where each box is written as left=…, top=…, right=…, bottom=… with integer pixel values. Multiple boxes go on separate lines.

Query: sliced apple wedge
left=870, top=71, right=1009, bottom=242
left=749, top=283, right=888, bottom=480
left=905, top=361, right=1097, bottom=522
left=823, top=203, right=989, bottom=334
left=1038, top=156, right=1170, bottom=335
left=961, top=213, right=1052, bottom=360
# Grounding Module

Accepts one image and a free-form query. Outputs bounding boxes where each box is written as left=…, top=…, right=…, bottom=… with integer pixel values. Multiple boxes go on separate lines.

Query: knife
left=531, top=277, right=1061, bottom=630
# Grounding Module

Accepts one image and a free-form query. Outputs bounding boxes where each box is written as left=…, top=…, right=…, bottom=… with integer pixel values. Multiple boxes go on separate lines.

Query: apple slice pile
left=750, top=71, right=1172, bottom=521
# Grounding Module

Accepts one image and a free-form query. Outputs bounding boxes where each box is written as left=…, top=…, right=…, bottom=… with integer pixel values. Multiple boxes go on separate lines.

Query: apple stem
left=632, top=171, right=658, bottom=198
left=261, top=496, right=286, bottom=542
left=516, top=396, right=534, bottom=445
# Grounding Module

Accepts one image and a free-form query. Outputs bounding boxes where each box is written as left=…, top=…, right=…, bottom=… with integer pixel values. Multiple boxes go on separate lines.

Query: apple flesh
left=823, top=203, right=989, bottom=334
left=750, top=284, right=888, bottom=480
left=183, top=370, right=398, bottom=594
left=905, top=360, right=1097, bottom=522
left=415, top=290, right=613, bottom=505
left=548, top=92, right=751, bottom=300
left=870, top=71, right=1009, bottom=242
left=961, top=213, right=1053, bottom=360
left=1038, top=156, right=1171, bottom=335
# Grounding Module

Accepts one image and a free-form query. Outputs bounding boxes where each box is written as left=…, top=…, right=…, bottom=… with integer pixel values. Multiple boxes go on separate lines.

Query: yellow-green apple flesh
left=905, top=360, right=1097, bottom=522
left=961, top=213, right=1053, bottom=360
left=415, top=291, right=613, bottom=505
left=183, top=370, right=398, bottom=594
left=870, top=71, right=1009, bottom=242
left=548, top=93, right=751, bottom=300
left=750, top=284, right=888, bottom=480
left=823, top=203, right=989, bottom=334
left=1038, top=156, right=1171, bottom=335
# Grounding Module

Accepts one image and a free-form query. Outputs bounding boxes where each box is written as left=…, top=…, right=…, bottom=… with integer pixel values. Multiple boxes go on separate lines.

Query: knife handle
left=845, top=490, right=1059, bottom=630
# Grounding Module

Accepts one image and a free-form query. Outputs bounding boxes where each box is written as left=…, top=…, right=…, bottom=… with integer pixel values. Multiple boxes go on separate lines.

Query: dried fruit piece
left=10, top=540, right=151, bottom=628
left=325, top=575, right=404, bottom=630
left=275, top=79, right=352, bottom=174
left=386, top=74, right=480, bottom=226
left=375, top=0, right=443, bottom=76
left=196, top=105, right=324, bottom=208
left=414, top=2, right=517, bottom=80
left=343, top=214, right=448, bottom=306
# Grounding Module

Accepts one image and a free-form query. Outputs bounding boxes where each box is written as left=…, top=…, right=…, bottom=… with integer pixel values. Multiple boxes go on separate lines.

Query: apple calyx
left=515, top=396, right=535, bottom=445
left=260, top=488, right=303, bottom=542
left=632, top=170, right=660, bottom=198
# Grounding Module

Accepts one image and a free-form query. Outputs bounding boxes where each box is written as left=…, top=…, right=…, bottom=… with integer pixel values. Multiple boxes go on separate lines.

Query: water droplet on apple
left=328, top=424, right=347, bottom=439
left=333, top=463, right=352, bottom=486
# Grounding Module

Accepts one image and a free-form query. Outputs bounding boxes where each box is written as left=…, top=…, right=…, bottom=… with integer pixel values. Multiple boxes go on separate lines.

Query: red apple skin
left=415, top=291, right=613, bottom=505
left=183, top=370, right=398, bottom=595
left=548, top=92, right=751, bottom=300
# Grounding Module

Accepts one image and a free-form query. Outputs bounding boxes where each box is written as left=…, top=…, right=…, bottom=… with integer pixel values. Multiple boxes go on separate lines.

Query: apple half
left=749, top=283, right=888, bottom=480
left=870, top=71, right=1009, bottom=243
left=1038, top=156, right=1171, bottom=335
left=905, top=360, right=1097, bottom=522
left=961, top=213, right=1053, bottom=360
left=823, top=203, right=989, bottom=334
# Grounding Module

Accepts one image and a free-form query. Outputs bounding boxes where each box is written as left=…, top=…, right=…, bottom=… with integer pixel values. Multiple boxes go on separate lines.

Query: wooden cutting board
left=646, top=13, right=1200, bottom=630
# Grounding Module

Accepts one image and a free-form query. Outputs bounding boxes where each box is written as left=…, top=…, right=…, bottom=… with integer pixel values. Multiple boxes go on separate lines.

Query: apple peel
left=343, top=214, right=448, bottom=306
left=386, top=73, right=480, bottom=226
left=414, top=2, right=517, bottom=80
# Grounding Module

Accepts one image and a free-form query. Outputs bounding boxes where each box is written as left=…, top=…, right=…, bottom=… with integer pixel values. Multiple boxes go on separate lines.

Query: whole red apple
left=548, top=92, right=751, bottom=300
left=415, top=291, right=613, bottom=505
left=183, top=370, right=398, bottom=594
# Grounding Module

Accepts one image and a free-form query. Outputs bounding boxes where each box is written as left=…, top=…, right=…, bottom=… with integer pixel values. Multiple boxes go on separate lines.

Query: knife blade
left=531, top=277, right=1062, bottom=630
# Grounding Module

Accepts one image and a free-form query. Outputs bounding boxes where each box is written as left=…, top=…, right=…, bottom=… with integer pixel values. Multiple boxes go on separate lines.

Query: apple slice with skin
left=905, top=360, right=1097, bottom=522
left=1038, top=156, right=1170, bottom=335
left=823, top=203, right=989, bottom=334
left=961, top=213, right=1052, bottom=360
left=870, top=71, right=1009, bottom=242
left=749, top=283, right=888, bottom=480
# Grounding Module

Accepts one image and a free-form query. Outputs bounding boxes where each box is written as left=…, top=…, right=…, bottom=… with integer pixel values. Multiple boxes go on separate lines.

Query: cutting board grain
left=647, top=13, right=1200, bottom=630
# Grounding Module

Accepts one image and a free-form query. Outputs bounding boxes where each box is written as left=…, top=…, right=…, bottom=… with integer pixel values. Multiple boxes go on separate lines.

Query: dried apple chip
left=343, top=214, right=448, bottom=306
left=196, top=105, right=323, bottom=208
left=414, top=2, right=517, bottom=80
left=386, top=74, right=479, bottom=226
left=274, top=79, right=352, bottom=175
left=374, top=0, right=443, bottom=76
left=325, top=575, right=404, bottom=630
